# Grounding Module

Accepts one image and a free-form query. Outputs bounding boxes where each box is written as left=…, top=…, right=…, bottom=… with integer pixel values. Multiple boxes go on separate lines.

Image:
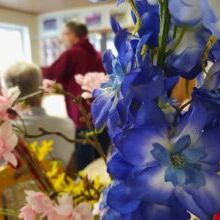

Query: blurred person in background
left=42, top=21, right=109, bottom=173
left=3, top=61, right=75, bottom=168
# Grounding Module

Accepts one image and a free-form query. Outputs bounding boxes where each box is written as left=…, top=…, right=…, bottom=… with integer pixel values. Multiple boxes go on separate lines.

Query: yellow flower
left=28, top=140, right=54, bottom=161
left=46, top=161, right=59, bottom=178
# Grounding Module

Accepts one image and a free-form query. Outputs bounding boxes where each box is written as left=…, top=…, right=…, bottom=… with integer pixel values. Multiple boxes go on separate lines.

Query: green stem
left=127, top=0, right=141, bottom=34
left=202, top=35, right=217, bottom=73
left=167, top=27, right=185, bottom=55
left=157, top=0, right=171, bottom=68
left=17, top=90, right=44, bottom=103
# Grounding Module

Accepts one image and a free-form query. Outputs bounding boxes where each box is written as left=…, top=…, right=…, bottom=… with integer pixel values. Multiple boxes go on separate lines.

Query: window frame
left=0, top=22, right=32, bottom=62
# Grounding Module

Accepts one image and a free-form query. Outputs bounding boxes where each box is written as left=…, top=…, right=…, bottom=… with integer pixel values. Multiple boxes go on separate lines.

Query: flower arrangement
left=0, top=79, right=108, bottom=219
left=90, top=0, right=220, bottom=219
left=1, top=0, right=220, bottom=219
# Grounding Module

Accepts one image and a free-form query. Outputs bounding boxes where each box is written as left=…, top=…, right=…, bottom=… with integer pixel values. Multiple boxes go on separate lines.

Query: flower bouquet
left=1, top=0, right=220, bottom=219
left=90, top=0, right=220, bottom=219
left=0, top=80, right=109, bottom=219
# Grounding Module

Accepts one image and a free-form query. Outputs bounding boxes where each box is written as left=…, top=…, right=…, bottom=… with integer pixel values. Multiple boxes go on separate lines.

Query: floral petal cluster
left=19, top=191, right=93, bottom=220
left=92, top=0, right=220, bottom=219
left=0, top=87, right=20, bottom=166
left=75, top=72, right=109, bottom=99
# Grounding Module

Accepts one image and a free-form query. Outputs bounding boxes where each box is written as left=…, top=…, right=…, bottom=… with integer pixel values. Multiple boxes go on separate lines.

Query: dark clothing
left=42, top=38, right=104, bottom=128
left=75, top=128, right=110, bottom=172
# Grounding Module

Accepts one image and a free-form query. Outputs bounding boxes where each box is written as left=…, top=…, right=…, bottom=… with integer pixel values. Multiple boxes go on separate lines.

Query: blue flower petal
left=102, top=209, right=121, bottom=220
left=114, top=30, right=134, bottom=73
left=110, top=16, right=122, bottom=34
left=127, top=166, right=175, bottom=204
left=103, top=50, right=115, bottom=74
left=169, top=0, right=202, bottom=26
left=201, top=0, right=220, bottom=38
left=165, top=29, right=209, bottom=80
left=165, top=166, right=186, bottom=186
left=107, top=152, right=134, bottom=180
left=186, top=172, right=220, bottom=216
left=107, top=183, right=140, bottom=214
left=151, top=143, right=170, bottom=165
left=136, top=33, right=152, bottom=65
left=175, top=187, right=209, bottom=219
left=174, top=135, right=191, bottom=153
left=134, top=100, right=168, bottom=128
left=140, top=201, right=190, bottom=220
left=184, top=166, right=206, bottom=188
left=91, top=92, right=115, bottom=129
left=182, top=148, right=207, bottom=163
left=175, top=101, right=207, bottom=145
left=129, top=71, right=165, bottom=101
left=139, top=11, right=160, bottom=46
left=197, top=127, right=220, bottom=164
left=114, top=127, right=167, bottom=166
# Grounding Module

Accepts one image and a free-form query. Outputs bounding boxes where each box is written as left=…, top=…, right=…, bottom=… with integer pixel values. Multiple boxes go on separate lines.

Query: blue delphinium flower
left=132, top=0, right=160, bottom=46
left=108, top=101, right=220, bottom=219
left=92, top=52, right=125, bottom=129
left=100, top=187, right=122, bottom=220
left=106, top=181, right=190, bottom=220
left=107, top=97, right=168, bottom=139
left=168, top=0, right=202, bottom=26
left=200, top=0, right=220, bottom=38
left=165, top=27, right=210, bottom=79
left=121, top=55, right=165, bottom=102
left=169, top=0, right=220, bottom=38
left=92, top=21, right=165, bottom=130
left=91, top=0, right=220, bottom=219
left=192, top=62, right=220, bottom=126
left=91, top=27, right=135, bottom=129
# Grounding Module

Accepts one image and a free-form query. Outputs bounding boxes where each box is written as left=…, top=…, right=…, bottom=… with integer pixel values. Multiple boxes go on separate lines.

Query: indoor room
left=0, top=0, right=219, bottom=220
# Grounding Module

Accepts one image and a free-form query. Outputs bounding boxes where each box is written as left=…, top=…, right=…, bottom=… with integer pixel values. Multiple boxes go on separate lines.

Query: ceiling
left=0, top=0, right=115, bottom=14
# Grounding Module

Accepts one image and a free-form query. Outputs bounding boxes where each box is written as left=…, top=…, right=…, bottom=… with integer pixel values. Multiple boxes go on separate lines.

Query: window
left=0, top=23, right=31, bottom=72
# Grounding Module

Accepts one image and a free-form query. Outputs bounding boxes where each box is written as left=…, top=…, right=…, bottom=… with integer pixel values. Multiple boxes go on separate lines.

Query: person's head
left=62, top=21, right=88, bottom=48
left=3, top=61, right=42, bottom=106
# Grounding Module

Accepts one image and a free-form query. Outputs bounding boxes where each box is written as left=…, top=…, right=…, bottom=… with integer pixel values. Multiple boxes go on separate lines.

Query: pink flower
left=19, top=204, right=37, bottom=220
left=25, top=191, right=54, bottom=214
left=49, top=194, right=93, bottom=220
left=72, top=203, right=93, bottom=220
left=75, top=72, right=109, bottom=99
left=0, top=122, right=18, bottom=166
left=0, top=87, right=20, bottom=121
left=20, top=192, right=93, bottom=220
left=46, top=194, right=73, bottom=220
left=42, top=79, right=63, bottom=94
left=55, top=194, right=74, bottom=217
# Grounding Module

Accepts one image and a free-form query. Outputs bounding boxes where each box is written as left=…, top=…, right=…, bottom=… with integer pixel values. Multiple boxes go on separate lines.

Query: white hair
left=3, top=61, right=42, bottom=103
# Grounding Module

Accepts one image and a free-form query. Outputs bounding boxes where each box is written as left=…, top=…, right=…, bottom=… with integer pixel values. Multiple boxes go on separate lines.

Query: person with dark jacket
left=42, top=21, right=108, bottom=174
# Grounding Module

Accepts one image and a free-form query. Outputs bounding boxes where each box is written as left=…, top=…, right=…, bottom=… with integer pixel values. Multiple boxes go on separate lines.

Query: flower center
left=170, top=152, right=186, bottom=168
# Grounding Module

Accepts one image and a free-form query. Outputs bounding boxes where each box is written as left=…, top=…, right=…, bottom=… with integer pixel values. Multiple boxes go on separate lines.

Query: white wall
left=38, top=3, right=133, bottom=38
left=0, top=8, right=40, bottom=64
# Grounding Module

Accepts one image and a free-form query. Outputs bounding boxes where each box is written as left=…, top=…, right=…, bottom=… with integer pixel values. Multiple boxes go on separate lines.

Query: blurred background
left=0, top=2, right=134, bottom=218
left=0, top=0, right=133, bottom=117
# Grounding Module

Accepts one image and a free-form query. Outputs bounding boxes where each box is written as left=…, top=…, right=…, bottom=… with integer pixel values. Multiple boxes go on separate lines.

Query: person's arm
left=42, top=50, right=71, bottom=81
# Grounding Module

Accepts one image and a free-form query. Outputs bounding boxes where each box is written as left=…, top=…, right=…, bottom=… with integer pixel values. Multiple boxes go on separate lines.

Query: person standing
left=42, top=21, right=107, bottom=173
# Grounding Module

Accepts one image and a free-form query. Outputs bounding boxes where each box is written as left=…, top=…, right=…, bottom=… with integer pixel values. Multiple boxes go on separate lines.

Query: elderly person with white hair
left=3, top=61, right=75, bottom=168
